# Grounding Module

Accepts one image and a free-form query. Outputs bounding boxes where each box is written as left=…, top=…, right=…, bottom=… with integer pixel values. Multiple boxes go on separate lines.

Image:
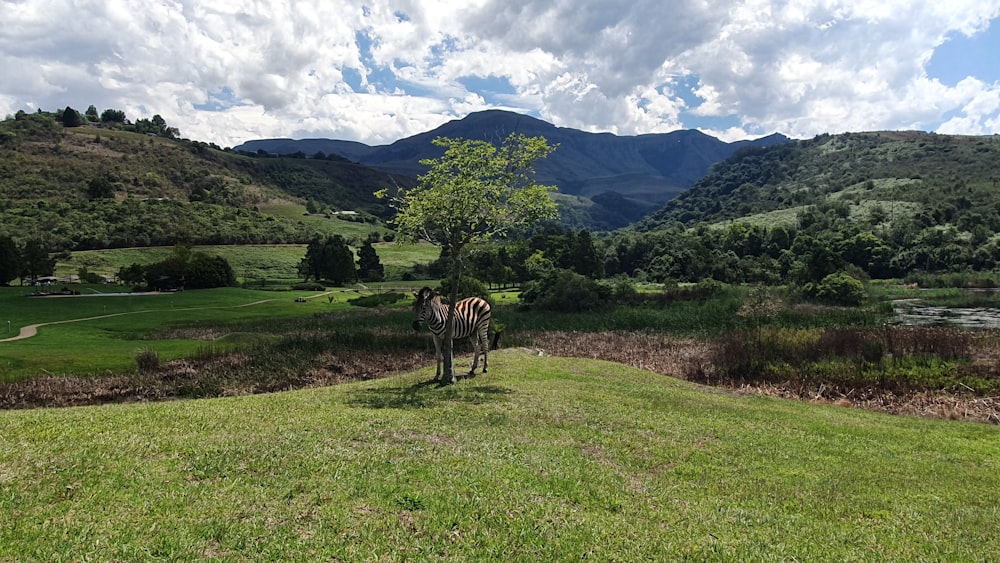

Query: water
left=893, top=299, right=1000, bottom=329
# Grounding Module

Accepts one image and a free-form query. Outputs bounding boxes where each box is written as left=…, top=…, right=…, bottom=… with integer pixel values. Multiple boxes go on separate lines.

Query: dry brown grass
left=530, top=331, right=1000, bottom=425
left=2, top=330, right=998, bottom=424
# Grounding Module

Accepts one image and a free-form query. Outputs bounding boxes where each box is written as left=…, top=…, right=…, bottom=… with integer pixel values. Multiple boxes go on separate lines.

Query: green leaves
left=384, top=133, right=559, bottom=249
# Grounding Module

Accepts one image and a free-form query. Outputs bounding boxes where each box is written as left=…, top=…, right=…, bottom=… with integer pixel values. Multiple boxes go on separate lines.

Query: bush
left=520, top=269, right=611, bottom=312
left=348, top=292, right=406, bottom=308
left=805, top=272, right=866, bottom=306
left=292, top=282, right=326, bottom=291
left=134, top=348, right=160, bottom=373
left=438, top=276, right=492, bottom=304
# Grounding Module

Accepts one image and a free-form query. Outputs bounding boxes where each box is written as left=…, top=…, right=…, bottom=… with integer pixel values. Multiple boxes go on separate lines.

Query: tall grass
left=698, top=325, right=1000, bottom=395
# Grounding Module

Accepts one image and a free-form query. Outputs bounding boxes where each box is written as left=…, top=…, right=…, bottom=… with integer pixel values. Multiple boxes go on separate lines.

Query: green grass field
left=1, top=352, right=997, bottom=560
left=57, top=242, right=440, bottom=282
left=0, top=286, right=393, bottom=380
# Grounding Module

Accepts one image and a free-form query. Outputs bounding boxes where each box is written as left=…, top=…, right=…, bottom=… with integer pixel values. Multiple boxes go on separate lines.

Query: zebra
left=411, top=286, right=490, bottom=382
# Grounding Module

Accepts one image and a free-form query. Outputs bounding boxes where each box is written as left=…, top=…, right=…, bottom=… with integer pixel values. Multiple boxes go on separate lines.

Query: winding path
left=0, top=297, right=291, bottom=343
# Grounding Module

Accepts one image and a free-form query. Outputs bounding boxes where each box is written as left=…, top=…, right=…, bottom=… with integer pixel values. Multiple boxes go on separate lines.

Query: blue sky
left=1, top=1, right=997, bottom=147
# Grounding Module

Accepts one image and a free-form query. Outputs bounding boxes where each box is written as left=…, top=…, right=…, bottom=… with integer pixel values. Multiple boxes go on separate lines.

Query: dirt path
left=0, top=298, right=283, bottom=343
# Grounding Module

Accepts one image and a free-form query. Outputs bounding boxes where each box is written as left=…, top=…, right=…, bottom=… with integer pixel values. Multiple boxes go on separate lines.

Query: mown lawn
left=1, top=351, right=997, bottom=560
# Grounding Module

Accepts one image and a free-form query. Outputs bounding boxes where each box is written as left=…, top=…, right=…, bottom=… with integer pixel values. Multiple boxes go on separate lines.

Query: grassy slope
left=57, top=240, right=439, bottom=280
left=0, top=287, right=360, bottom=378
left=1, top=351, right=997, bottom=560
left=641, top=131, right=1000, bottom=232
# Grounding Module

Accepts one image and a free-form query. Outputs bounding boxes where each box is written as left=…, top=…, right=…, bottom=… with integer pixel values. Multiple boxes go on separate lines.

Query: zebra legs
left=431, top=333, right=490, bottom=382
left=467, top=332, right=489, bottom=377
left=431, top=335, right=443, bottom=381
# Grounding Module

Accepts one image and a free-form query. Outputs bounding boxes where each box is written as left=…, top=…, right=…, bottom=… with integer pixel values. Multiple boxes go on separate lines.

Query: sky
left=1, top=1, right=998, bottom=148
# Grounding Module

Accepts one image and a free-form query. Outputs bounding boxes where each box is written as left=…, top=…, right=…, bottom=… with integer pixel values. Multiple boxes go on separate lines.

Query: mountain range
left=235, top=110, right=790, bottom=230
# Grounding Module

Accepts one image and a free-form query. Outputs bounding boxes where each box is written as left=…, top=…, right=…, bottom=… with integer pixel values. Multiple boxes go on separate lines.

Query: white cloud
left=0, top=0, right=997, bottom=146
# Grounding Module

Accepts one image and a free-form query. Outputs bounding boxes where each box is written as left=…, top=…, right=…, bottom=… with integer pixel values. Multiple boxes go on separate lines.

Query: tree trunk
left=441, top=248, right=464, bottom=384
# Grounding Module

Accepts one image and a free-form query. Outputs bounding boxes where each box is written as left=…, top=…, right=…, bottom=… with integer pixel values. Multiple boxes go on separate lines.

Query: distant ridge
left=235, top=110, right=790, bottom=230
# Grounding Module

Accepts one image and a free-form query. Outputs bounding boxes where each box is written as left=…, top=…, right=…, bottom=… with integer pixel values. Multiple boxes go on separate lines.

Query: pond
left=893, top=299, right=1000, bottom=329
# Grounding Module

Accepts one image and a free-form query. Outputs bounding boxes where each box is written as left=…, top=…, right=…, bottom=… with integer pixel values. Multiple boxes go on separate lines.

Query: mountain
left=235, top=110, right=790, bottom=230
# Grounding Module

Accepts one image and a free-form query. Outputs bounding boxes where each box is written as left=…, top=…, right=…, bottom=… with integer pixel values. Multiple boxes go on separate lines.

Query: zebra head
left=412, top=286, right=437, bottom=331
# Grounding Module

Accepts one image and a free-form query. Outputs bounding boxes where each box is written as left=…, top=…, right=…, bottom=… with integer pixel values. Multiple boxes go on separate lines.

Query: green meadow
left=1, top=274, right=998, bottom=560
left=0, top=286, right=374, bottom=380
left=1, top=352, right=997, bottom=560
left=58, top=241, right=440, bottom=282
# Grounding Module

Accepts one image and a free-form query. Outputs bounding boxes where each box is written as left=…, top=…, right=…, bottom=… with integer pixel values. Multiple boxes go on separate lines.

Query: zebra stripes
left=412, top=286, right=490, bottom=381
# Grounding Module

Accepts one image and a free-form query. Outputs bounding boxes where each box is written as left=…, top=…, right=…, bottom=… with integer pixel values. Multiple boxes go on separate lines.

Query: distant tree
left=143, top=254, right=187, bottom=290
left=325, top=235, right=357, bottom=286
left=810, top=272, right=866, bottom=306
left=298, top=235, right=357, bottom=285
left=86, top=177, right=115, bottom=200
left=61, top=106, right=82, bottom=127
left=77, top=266, right=104, bottom=284
left=356, top=239, right=384, bottom=282
left=19, top=240, right=55, bottom=283
left=185, top=252, right=236, bottom=288
left=569, top=229, right=603, bottom=278
left=117, top=263, right=145, bottom=286
left=85, top=105, right=99, bottom=122
left=0, top=235, right=20, bottom=286
left=100, top=108, right=127, bottom=123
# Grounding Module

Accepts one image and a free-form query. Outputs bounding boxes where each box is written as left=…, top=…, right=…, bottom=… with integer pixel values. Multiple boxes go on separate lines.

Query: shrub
left=348, top=292, right=406, bottom=308
left=805, top=272, right=866, bottom=306
left=520, top=269, right=611, bottom=312
left=694, top=278, right=728, bottom=297
left=134, top=348, right=160, bottom=373
left=438, top=276, right=492, bottom=304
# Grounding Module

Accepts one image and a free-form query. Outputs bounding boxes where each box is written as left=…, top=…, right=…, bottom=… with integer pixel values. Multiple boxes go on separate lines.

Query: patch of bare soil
left=0, top=349, right=429, bottom=410
left=2, top=331, right=998, bottom=424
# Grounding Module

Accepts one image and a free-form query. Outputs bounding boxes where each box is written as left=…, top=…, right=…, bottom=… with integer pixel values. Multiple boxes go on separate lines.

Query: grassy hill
left=639, top=131, right=1000, bottom=231
left=597, top=131, right=1000, bottom=284
left=2, top=353, right=997, bottom=560
left=0, top=112, right=411, bottom=251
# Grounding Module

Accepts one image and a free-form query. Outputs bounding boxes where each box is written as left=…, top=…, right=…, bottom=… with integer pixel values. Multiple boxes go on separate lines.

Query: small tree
left=298, top=235, right=356, bottom=285
left=326, top=235, right=357, bottom=286
left=0, top=235, right=20, bottom=286
left=86, top=177, right=115, bottom=200
left=737, top=283, right=783, bottom=365
left=357, top=239, right=384, bottom=282
left=378, top=133, right=558, bottom=383
left=100, top=108, right=127, bottom=124
left=19, top=239, right=55, bottom=284
left=61, top=106, right=82, bottom=127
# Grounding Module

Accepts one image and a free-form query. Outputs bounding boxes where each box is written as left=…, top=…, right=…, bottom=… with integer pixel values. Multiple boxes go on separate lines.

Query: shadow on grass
left=347, top=377, right=513, bottom=409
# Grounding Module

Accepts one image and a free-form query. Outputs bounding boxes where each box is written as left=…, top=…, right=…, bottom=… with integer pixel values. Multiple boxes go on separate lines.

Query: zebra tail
left=490, top=329, right=503, bottom=351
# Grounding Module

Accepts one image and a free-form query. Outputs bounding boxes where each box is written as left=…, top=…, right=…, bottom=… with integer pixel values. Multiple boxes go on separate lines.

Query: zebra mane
left=415, top=286, right=437, bottom=301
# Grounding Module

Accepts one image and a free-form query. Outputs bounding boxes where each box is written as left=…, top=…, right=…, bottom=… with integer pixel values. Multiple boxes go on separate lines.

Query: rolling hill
left=0, top=111, right=413, bottom=251
left=637, top=130, right=1000, bottom=232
